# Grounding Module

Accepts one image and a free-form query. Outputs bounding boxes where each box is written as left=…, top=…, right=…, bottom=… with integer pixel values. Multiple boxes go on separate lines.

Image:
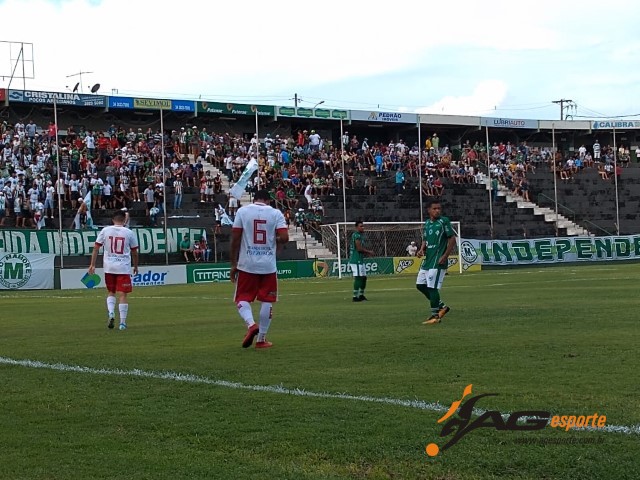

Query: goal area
left=319, top=221, right=462, bottom=279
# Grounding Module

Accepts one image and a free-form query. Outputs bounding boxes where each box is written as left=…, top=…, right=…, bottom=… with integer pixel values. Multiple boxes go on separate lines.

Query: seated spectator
left=180, top=234, right=194, bottom=262
left=149, top=205, right=159, bottom=226
left=310, top=193, right=324, bottom=216
left=198, top=237, right=211, bottom=262
left=433, top=177, right=444, bottom=196
left=364, top=176, right=377, bottom=195
left=598, top=163, right=609, bottom=180
left=406, top=241, right=418, bottom=257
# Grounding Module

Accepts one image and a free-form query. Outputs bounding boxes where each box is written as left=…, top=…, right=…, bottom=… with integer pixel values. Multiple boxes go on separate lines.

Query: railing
left=536, top=193, right=614, bottom=236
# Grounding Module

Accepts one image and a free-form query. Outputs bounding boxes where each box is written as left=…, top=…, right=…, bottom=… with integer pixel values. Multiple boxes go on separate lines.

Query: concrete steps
left=287, top=225, right=336, bottom=258
left=490, top=178, right=592, bottom=236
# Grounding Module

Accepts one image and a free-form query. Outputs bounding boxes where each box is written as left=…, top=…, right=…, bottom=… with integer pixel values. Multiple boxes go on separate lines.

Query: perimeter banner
left=0, top=228, right=207, bottom=256
left=459, top=236, right=640, bottom=265
left=0, top=253, right=55, bottom=290
left=392, top=256, right=481, bottom=274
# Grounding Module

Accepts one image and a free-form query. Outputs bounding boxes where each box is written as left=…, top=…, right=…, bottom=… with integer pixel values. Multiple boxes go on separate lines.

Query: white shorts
left=349, top=263, right=367, bottom=277
left=229, top=198, right=238, bottom=208
left=594, top=152, right=601, bottom=159
left=416, top=268, right=446, bottom=289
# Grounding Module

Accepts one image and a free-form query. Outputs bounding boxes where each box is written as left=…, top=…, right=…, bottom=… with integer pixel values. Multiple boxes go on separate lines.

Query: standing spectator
left=432, top=133, right=440, bottom=152
left=230, top=189, right=289, bottom=349
left=47, top=121, right=57, bottom=143
left=303, top=181, right=313, bottom=208
left=25, top=120, right=37, bottom=147
left=44, top=181, right=55, bottom=218
left=85, top=131, right=96, bottom=159
left=417, top=199, right=457, bottom=325
left=173, top=175, right=183, bottom=209
left=14, top=194, right=25, bottom=228
left=406, top=241, right=418, bottom=257
left=143, top=184, right=155, bottom=215
left=214, top=202, right=226, bottom=234
left=88, top=210, right=139, bottom=330
left=593, top=140, right=601, bottom=161
left=395, top=168, right=405, bottom=195
left=227, top=190, right=239, bottom=218
left=349, top=221, right=374, bottom=302
left=0, top=191, right=5, bottom=227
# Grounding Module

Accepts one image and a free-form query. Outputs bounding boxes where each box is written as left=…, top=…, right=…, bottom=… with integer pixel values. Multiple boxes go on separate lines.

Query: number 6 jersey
left=94, top=225, right=139, bottom=274
left=232, top=202, right=287, bottom=274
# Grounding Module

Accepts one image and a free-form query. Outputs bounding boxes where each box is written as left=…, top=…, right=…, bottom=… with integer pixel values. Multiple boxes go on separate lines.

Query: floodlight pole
left=612, top=125, right=620, bottom=235
left=552, top=124, right=559, bottom=237
left=255, top=110, right=260, bottom=190
left=485, top=125, right=494, bottom=238
left=340, top=118, right=347, bottom=224
left=54, top=96, right=64, bottom=268
left=418, top=115, right=423, bottom=223
left=161, top=107, right=169, bottom=266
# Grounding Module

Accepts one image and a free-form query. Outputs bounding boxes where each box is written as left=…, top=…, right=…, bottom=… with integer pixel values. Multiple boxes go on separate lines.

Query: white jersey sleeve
left=233, top=203, right=287, bottom=274
left=95, top=225, right=138, bottom=274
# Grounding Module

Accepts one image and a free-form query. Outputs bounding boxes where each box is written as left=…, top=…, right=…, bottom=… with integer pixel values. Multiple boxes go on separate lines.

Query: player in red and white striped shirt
left=89, top=210, right=139, bottom=330
left=230, top=189, right=288, bottom=349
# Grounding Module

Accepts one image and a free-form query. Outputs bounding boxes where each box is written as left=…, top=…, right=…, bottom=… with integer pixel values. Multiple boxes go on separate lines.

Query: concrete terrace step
left=496, top=184, right=593, bottom=236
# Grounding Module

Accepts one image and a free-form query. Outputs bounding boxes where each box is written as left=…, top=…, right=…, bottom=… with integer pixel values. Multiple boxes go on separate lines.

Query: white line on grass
left=3, top=274, right=640, bottom=302
left=1, top=356, right=638, bottom=437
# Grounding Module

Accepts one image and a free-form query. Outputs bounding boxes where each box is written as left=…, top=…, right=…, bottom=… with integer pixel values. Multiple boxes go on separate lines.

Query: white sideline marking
left=0, top=356, right=638, bottom=436
left=3, top=274, right=639, bottom=301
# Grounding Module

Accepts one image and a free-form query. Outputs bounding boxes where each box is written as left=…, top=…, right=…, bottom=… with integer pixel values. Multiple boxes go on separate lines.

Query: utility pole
left=552, top=99, right=575, bottom=121
left=294, top=93, right=298, bottom=109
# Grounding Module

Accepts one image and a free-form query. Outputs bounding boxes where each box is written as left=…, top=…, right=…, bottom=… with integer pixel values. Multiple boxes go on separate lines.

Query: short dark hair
left=355, top=221, right=363, bottom=227
left=254, top=189, right=270, bottom=202
left=112, top=211, right=126, bottom=223
left=426, top=199, right=441, bottom=209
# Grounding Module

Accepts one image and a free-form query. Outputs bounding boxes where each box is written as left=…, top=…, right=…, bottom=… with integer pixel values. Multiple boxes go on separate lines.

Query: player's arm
left=439, top=235, right=457, bottom=266
left=276, top=227, right=289, bottom=244
left=88, top=241, right=102, bottom=275
left=355, top=239, right=373, bottom=257
left=417, top=241, right=426, bottom=258
left=131, top=247, right=139, bottom=275
left=229, top=227, right=243, bottom=283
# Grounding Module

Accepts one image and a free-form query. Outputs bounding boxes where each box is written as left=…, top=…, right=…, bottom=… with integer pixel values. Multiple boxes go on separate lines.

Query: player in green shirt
left=417, top=199, right=457, bottom=324
left=349, top=221, right=374, bottom=302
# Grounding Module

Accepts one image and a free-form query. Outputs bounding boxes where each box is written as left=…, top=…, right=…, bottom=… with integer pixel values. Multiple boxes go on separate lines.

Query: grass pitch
left=1, top=263, right=639, bottom=479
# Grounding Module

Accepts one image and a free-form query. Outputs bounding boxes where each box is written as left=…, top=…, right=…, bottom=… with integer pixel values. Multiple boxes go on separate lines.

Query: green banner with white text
left=0, top=228, right=207, bottom=256
left=460, top=236, right=640, bottom=265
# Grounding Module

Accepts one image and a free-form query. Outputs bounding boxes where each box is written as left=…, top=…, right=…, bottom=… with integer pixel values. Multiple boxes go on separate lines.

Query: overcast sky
left=1, top=0, right=639, bottom=121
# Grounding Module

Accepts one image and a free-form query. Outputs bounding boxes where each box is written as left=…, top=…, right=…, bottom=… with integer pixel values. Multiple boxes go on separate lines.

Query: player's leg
left=350, top=264, right=361, bottom=302
left=104, top=273, right=117, bottom=329
left=235, top=271, right=259, bottom=348
left=416, top=269, right=433, bottom=323
left=116, top=274, right=133, bottom=330
left=423, top=269, right=444, bottom=325
left=255, top=273, right=278, bottom=348
left=359, top=271, right=368, bottom=301
left=118, top=291, right=129, bottom=330
left=435, top=269, right=450, bottom=319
